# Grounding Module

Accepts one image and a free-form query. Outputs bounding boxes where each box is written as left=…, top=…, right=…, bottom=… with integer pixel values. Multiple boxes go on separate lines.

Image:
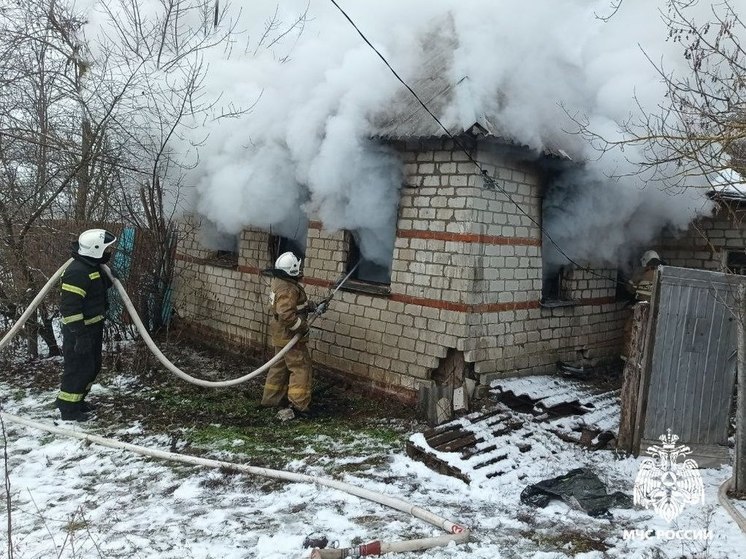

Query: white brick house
left=173, top=129, right=629, bottom=404
left=655, top=182, right=746, bottom=273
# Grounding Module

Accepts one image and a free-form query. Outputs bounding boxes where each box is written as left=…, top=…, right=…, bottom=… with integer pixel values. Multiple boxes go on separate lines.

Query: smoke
left=78, top=0, right=731, bottom=267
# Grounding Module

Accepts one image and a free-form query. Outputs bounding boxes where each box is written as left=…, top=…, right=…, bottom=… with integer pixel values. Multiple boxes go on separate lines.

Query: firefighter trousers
left=261, top=342, right=312, bottom=412
left=57, top=322, right=104, bottom=411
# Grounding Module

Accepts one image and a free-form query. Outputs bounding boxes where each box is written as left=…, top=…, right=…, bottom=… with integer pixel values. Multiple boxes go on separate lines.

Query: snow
left=2, top=379, right=745, bottom=558
left=711, top=169, right=746, bottom=199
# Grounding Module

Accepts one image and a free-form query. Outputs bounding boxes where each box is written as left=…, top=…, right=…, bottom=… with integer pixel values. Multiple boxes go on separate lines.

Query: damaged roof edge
left=371, top=123, right=573, bottom=161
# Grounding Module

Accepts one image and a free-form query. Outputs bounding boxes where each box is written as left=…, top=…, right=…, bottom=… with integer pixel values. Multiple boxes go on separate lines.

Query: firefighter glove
left=74, top=332, right=92, bottom=354
left=297, top=319, right=310, bottom=337
left=315, top=301, right=329, bottom=315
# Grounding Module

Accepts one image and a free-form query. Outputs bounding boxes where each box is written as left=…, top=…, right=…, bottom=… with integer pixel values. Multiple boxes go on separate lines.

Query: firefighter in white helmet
left=628, top=250, right=662, bottom=302
left=56, top=229, right=118, bottom=421
left=262, top=251, right=316, bottom=419
left=622, top=249, right=663, bottom=361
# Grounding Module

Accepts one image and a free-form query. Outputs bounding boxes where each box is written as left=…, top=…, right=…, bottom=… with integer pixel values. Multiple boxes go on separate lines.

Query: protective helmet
left=275, top=251, right=302, bottom=276
left=640, top=250, right=661, bottom=267
left=78, top=229, right=117, bottom=259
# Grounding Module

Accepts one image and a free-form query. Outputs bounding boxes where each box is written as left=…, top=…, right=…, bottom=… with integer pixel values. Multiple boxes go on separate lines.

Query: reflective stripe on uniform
left=88, top=271, right=101, bottom=280
left=57, top=390, right=84, bottom=402
left=289, top=317, right=303, bottom=331
left=264, top=382, right=287, bottom=390
left=61, top=283, right=86, bottom=297
left=84, top=315, right=104, bottom=325
left=62, top=313, right=84, bottom=324
left=636, top=281, right=653, bottom=299
left=288, top=386, right=310, bottom=398
left=296, top=302, right=308, bottom=310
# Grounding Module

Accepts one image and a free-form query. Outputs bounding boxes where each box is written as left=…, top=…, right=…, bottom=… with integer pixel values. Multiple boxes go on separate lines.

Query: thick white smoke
left=78, top=0, right=732, bottom=267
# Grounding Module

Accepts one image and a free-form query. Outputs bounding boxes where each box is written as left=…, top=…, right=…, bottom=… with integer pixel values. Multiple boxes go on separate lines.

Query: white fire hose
left=0, top=413, right=469, bottom=557
left=0, top=258, right=471, bottom=556
left=0, top=258, right=302, bottom=387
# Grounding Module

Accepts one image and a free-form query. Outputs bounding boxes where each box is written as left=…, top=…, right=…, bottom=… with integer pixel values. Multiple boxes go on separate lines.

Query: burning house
left=655, top=172, right=746, bottom=273
left=172, top=60, right=631, bottom=407
left=170, top=24, right=737, bottom=411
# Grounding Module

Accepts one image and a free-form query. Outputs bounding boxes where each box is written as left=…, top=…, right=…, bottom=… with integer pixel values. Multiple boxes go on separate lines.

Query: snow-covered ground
left=1, top=373, right=744, bottom=559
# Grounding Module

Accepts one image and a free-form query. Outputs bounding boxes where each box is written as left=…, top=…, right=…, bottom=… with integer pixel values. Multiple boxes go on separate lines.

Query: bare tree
left=582, top=1, right=745, bottom=190
left=1, top=411, right=13, bottom=559
left=0, top=0, right=310, bottom=353
left=0, top=0, right=124, bottom=356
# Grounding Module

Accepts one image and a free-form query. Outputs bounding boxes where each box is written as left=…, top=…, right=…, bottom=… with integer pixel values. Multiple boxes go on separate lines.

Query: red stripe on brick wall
left=389, top=293, right=470, bottom=311
left=302, top=277, right=335, bottom=288
left=397, top=229, right=541, bottom=246
left=237, top=265, right=263, bottom=275
left=175, top=253, right=263, bottom=275
left=389, top=294, right=542, bottom=313
left=308, top=220, right=323, bottom=230
left=174, top=252, right=199, bottom=263
left=473, top=300, right=542, bottom=312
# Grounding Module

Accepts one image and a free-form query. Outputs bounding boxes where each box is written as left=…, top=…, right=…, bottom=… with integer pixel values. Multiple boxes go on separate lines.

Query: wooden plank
left=632, top=270, right=661, bottom=454
left=617, top=303, right=648, bottom=453
left=440, top=434, right=477, bottom=453
left=471, top=453, right=509, bottom=470
left=426, top=428, right=468, bottom=448
left=405, top=441, right=470, bottom=484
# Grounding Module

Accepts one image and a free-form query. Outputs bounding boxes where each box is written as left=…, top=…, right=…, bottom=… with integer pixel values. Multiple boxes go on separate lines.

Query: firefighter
left=621, top=250, right=663, bottom=361
left=262, top=251, right=321, bottom=420
left=56, top=229, right=117, bottom=421
left=627, top=250, right=662, bottom=302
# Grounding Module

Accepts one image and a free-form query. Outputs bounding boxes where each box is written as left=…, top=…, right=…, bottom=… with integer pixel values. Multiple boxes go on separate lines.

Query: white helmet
left=275, top=251, right=301, bottom=276
left=640, top=250, right=661, bottom=267
left=78, top=229, right=117, bottom=259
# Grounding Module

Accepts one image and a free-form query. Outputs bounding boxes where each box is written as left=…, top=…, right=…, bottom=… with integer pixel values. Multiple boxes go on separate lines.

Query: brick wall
left=655, top=202, right=746, bottom=270
left=172, top=139, right=628, bottom=401
left=173, top=216, right=273, bottom=351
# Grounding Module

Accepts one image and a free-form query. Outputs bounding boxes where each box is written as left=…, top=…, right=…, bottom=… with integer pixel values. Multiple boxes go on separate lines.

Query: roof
left=709, top=169, right=746, bottom=202
left=368, top=26, right=570, bottom=159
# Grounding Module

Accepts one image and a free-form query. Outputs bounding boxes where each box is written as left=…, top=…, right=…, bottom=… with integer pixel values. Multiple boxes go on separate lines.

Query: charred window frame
left=344, top=232, right=392, bottom=295
left=267, top=216, right=309, bottom=268
left=726, top=250, right=746, bottom=275
left=541, top=265, right=576, bottom=307
left=268, top=234, right=306, bottom=265
left=615, top=269, right=635, bottom=302
left=207, top=234, right=239, bottom=269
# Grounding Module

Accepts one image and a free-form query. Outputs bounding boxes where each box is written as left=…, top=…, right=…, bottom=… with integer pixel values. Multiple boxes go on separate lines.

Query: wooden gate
left=622, top=266, right=741, bottom=466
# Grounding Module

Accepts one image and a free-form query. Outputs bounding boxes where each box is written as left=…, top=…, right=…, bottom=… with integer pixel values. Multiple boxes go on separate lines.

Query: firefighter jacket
left=269, top=276, right=311, bottom=346
left=628, top=266, right=657, bottom=302
left=60, top=254, right=113, bottom=329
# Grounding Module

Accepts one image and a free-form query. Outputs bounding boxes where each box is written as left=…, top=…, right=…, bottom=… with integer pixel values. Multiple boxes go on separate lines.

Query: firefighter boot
left=55, top=399, right=89, bottom=422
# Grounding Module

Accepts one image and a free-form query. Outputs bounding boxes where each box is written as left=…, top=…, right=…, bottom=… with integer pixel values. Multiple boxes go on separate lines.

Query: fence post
left=736, top=284, right=746, bottom=493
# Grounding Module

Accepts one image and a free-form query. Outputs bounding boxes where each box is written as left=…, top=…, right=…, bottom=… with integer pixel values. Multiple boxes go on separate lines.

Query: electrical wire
left=328, top=0, right=631, bottom=288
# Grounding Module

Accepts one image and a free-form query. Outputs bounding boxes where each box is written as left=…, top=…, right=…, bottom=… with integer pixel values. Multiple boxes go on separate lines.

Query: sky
left=74, top=0, right=739, bottom=266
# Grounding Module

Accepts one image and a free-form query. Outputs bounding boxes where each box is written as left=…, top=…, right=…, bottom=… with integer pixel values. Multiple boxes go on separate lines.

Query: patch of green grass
left=188, top=418, right=404, bottom=470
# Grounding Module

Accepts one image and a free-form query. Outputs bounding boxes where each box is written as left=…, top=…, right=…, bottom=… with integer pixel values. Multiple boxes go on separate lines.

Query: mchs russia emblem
left=634, top=430, right=705, bottom=522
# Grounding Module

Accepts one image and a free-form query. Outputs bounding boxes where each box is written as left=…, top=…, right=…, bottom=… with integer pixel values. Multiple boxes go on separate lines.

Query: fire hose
left=0, top=259, right=356, bottom=387
left=0, top=258, right=471, bottom=556
left=0, top=412, right=470, bottom=558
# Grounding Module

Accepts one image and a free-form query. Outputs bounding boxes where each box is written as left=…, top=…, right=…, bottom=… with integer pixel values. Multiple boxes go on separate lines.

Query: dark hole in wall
left=431, top=348, right=472, bottom=387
